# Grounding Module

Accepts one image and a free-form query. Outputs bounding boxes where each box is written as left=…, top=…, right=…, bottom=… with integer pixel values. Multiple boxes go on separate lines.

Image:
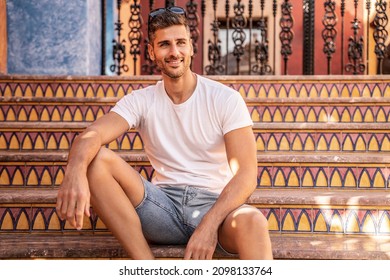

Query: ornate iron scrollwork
left=252, top=0, right=272, bottom=75
left=345, top=0, right=365, bottom=74
left=141, top=0, right=157, bottom=75
left=205, top=0, right=225, bottom=75
left=187, top=0, right=200, bottom=64
left=279, top=0, right=294, bottom=75
left=373, top=0, right=388, bottom=74
left=232, top=0, right=247, bottom=74
left=128, top=0, right=142, bottom=75
left=322, top=0, right=337, bottom=74
left=110, top=0, right=129, bottom=75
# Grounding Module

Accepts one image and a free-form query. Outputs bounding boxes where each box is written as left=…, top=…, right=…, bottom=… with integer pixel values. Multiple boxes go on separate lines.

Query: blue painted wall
left=7, top=0, right=102, bottom=75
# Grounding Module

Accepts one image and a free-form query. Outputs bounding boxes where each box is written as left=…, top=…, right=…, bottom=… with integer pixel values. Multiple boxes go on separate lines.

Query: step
left=0, top=233, right=389, bottom=259
left=1, top=188, right=390, bottom=235
left=1, top=151, right=389, bottom=188
left=1, top=122, right=389, bottom=152
left=2, top=97, right=389, bottom=123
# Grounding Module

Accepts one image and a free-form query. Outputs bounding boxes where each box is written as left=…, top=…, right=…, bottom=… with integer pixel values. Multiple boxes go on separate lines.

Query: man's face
left=148, top=25, right=193, bottom=79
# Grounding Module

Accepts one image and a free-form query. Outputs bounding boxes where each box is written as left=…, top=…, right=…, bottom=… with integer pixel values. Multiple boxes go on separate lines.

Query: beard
left=155, top=56, right=191, bottom=79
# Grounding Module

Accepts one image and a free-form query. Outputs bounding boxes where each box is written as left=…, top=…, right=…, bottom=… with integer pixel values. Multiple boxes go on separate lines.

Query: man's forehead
left=154, top=25, right=189, bottom=41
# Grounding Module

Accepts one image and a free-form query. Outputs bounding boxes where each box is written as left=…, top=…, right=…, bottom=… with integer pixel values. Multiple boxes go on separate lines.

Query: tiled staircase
left=1, top=75, right=390, bottom=259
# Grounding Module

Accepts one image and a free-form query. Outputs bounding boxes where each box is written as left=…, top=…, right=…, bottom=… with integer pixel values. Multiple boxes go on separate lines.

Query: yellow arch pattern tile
left=314, top=213, right=327, bottom=232
left=76, top=85, right=85, bottom=98
left=346, top=214, right=360, bottom=233
left=372, top=85, right=382, bottom=97
left=0, top=169, right=10, bottom=185
left=0, top=135, right=6, bottom=149
left=251, top=109, right=260, bottom=122
left=262, top=108, right=272, bottom=122
left=379, top=214, right=390, bottom=233
left=133, top=135, right=143, bottom=150
left=329, top=85, right=339, bottom=97
left=108, top=141, right=119, bottom=150
left=319, top=86, right=329, bottom=98
left=316, top=170, right=328, bottom=187
left=285, top=108, right=294, bottom=122
left=288, top=85, right=297, bottom=97
left=0, top=109, right=4, bottom=121
left=54, top=169, right=64, bottom=185
left=343, top=136, right=354, bottom=151
left=341, top=85, right=350, bottom=97
left=73, top=108, right=83, bottom=121
left=273, top=108, right=283, bottom=122
left=268, top=86, right=277, bottom=98
left=318, top=135, right=328, bottom=151
left=351, top=85, right=360, bottom=97
left=307, top=108, right=317, bottom=122
left=292, top=136, right=303, bottom=151
left=364, top=109, right=374, bottom=122
left=341, top=109, right=351, bottom=122
left=47, top=135, right=57, bottom=149
left=330, top=214, right=343, bottom=232
left=117, top=86, right=126, bottom=98
left=359, top=170, right=371, bottom=188
left=6, top=108, right=16, bottom=121
left=274, top=169, right=286, bottom=187
left=329, top=136, right=341, bottom=151
left=22, top=135, right=33, bottom=149
left=106, top=86, right=115, bottom=98
left=279, top=135, right=290, bottom=150
left=329, top=109, right=340, bottom=122
left=96, top=108, right=105, bottom=119
left=258, top=86, right=267, bottom=98
left=12, top=169, right=24, bottom=185
left=86, top=108, right=95, bottom=121
left=385, top=85, right=390, bottom=97
left=304, top=136, right=315, bottom=151
left=51, top=108, right=61, bottom=121
left=288, top=170, right=300, bottom=187
left=65, top=86, right=74, bottom=97
left=18, top=108, right=27, bottom=121
left=377, top=108, right=386, bottom=122
left=355, top=136, right=366, bottom=151
left=96, top=85, right=105, bottom=97
left=318, top=108, right=328, bottom=122
left=353, top=109, right=363, bottom=122
left=35, top=85, right=44, bottom=97
left=309, top=86, right=318, bottom=98
left=381, top=136, right=390, bottom=151
left=268, top=212, right=279, bottom=231
left=16, top=211, right=29, bottom=230
left=295, top=109, right=305, bottom=122
left=282, top=212, right=295, bottom=231
left=259, top=170, right=272, bottom=187
left=1, top=212, right=14, bottom=230
left=55, top=86, right=65, bottom=97
left=10, top=134, right=20, bottom=149
left=32, top=212, right=46, bottom=230
left=86, top=85, right=95, bottom=97
left=41, top=108, right=50, bottom=121
left=63, top=108, right=72, bottom=121
left=302, top=170, right=314, bottom=187
left=48, top=213, right=61, bottom=230
left=121, top=136, right=131, bottom=150
left=299, top=86, right=308, bottom=98
left=27, top=169, right=39, bottom=186
left=373, top=171, right=385, bottom=188
left=330, top=170, right=342, bottom=187
left=362, top=85, right=371, bottom=97
left=267, top=136, right=278, bottom=151
left=278, top=86, right=287, bottom=98
left=344, top=169, right=357, bottom=187
left=368, top=136, right=379, bottom=151
left=256, top=137, right=265, bottom=151
left=247, top=85, right=256, bottom=98
left=298, top=212, right=311, bottom=231
left=29, top=108, right=39, bottom=121
left=45, top=86, right=54, bottom=97
left=59, top=135, right=70, bottom=149
left=362, top=214, right=376, bottom=233
left=14, top=85, right=23, bottom=97
left=41, top=169, right=52, bottom=185
left=4, top=85, right=12, bottom=97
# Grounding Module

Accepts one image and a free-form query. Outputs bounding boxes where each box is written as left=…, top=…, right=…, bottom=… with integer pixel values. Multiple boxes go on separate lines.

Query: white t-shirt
left=111, top=75, right=253, bottom=193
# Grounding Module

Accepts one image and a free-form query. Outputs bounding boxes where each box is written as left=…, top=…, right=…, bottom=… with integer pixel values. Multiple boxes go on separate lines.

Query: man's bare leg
left=218, top=205, right=273, bottom=259
left=87, top=147, right=154, bottom=259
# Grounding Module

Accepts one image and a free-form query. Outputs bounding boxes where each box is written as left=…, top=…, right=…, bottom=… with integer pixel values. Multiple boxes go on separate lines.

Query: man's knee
left=231, top=207, right=269, bottom=236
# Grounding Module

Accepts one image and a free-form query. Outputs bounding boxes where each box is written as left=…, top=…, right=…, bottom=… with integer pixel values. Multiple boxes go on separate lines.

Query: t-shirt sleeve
left=110, top=90, right=146, bottom=130
left=221, top=91, right=253, bottom=135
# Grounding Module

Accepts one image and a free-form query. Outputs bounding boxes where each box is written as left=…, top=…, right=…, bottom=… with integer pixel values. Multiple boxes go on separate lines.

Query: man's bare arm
left=184, top=125, right=257, bottom=259
left=56, top=112, right=129, bottom=229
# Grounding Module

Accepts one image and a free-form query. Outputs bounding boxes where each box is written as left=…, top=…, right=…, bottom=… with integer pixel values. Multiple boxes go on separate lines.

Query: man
left=56, top=6, right=273, bottom=260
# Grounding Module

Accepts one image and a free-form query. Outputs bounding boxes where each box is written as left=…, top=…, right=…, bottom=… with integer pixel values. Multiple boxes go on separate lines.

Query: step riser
left=2, top=77, right=390, bottom=98
left=1, top=130, right=389, bottom=152
left=1, top=164, right=389, bottom=188
left=1, top=205, right=389, bottom=235
left=2, top=104, right=389, bottom=123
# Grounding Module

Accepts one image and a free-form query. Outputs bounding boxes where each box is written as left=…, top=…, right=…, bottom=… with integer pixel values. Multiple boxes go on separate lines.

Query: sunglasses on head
left=148, top=6, right=186, bottom=25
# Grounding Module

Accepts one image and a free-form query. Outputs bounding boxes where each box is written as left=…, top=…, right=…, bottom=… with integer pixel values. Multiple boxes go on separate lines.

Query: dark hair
left=148, top=10, right=189, bottom=43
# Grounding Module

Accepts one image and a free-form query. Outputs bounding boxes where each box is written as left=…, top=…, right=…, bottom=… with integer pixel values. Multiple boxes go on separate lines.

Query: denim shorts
left=135, top=177, right=219, bottom=245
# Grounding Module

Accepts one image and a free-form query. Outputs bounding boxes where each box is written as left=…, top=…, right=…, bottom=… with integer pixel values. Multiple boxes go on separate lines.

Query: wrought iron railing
left=108, top=0, right=390, bottom=76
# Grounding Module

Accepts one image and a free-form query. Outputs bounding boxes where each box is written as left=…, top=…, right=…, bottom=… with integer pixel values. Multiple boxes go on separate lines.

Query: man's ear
left=148, top=44, right=155, bottom=61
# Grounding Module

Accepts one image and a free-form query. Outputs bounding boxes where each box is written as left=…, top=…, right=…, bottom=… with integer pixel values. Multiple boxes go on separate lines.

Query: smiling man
left=56, top=6, right=273, bottom=260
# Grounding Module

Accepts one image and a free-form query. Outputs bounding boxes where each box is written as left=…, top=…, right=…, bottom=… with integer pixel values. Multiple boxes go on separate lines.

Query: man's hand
left=183, top=219, right=218, bottom=260
left=56, top=170, right=91, bottom=230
